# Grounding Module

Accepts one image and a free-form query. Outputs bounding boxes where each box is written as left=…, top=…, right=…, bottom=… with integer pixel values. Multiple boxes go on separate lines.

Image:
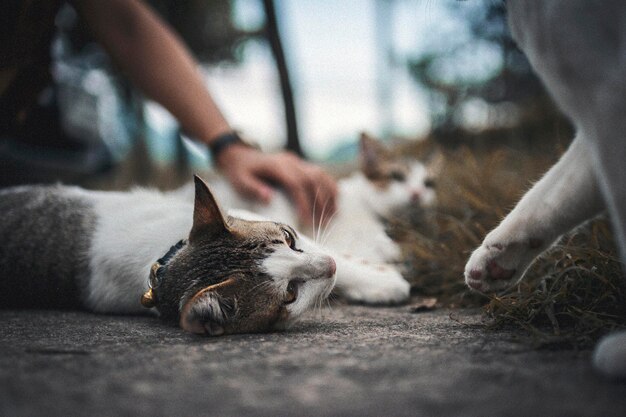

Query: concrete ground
left=1, top=304, right=625, bottom=417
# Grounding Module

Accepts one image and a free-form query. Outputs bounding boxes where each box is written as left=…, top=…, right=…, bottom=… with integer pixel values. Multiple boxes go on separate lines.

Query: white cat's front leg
left=374, top=233, right=402, bottom=263
left=333, top=254, right=410, bottom=305
left=465, top=135, right=604, bottom=292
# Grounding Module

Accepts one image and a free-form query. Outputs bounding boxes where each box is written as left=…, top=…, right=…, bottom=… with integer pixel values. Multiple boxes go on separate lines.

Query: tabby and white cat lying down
left=0, top=137, right=435, bottom=335
left=0, top=176, right=337, bottom=335
left=465, top=0, right=626, bottom=379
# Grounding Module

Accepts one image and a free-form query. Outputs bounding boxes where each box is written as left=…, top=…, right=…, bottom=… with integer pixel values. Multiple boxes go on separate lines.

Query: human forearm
left=71, top=0, right=231, bottom=144
left=70, top=0, right=338, bottom=224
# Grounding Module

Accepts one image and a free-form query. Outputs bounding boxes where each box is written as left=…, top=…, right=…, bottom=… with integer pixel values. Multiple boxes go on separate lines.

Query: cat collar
left=141, top=239, right=187, bottom=308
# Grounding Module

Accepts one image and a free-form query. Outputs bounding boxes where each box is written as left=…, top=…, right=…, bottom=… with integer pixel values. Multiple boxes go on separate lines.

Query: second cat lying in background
left=177, top=133, right=438, bottom=305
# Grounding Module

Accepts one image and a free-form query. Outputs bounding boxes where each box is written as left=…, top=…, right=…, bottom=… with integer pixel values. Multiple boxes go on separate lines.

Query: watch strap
left=210, top=131, right=245, bottom=158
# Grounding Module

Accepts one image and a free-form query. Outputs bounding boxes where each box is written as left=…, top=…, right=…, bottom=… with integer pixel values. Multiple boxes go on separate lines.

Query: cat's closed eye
left=424, top=178, right=436, bottom=188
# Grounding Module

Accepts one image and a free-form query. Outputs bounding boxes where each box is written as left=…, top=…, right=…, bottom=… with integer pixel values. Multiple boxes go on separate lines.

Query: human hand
left=215, top=144, right=338, bottom=227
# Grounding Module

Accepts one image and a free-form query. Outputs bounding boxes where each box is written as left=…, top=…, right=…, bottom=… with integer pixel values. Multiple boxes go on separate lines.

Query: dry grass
left=392, top=140, right=626, bottom=348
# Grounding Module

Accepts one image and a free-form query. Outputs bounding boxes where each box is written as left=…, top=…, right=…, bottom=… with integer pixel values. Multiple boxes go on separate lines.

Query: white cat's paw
left=593, top=331, right=626, bottom=379
left=464, top=237, right=546, bottom=293
left=339, top=265, right=410, bottom=305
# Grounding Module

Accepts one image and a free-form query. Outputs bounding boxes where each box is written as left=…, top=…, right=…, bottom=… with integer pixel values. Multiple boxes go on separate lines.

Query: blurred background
left=38, top=0, right=571, bottom=187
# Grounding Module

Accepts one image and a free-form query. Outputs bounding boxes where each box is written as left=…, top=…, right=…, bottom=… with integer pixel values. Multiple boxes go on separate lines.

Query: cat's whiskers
left=315, top=195, right=332, bottom=244
left=313, top=292, right=325, bottom=319
left=310, top=193, right=336, bottom=246
left=311, top=186, right=337, bottom=245
left=311, top=186, right=322, bottom=244
left=311, top=296, right=319, bottom=319
left=319, top=210, right=340, bottom=246
left=324, top=292, right=337, bottom=314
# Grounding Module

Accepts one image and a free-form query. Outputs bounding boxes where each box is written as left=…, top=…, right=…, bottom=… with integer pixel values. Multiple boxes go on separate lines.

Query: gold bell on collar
left=141, top=288, right=156, bottom=308
left=140, top=262, right=161, bottom=308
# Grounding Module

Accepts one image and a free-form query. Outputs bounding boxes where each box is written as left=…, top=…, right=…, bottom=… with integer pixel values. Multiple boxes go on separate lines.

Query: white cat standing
left=464, top=0, right=626, bottom=379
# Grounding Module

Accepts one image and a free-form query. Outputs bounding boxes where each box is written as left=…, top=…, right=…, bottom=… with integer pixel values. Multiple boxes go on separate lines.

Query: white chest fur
left=323, top=174, right=402, bottom=262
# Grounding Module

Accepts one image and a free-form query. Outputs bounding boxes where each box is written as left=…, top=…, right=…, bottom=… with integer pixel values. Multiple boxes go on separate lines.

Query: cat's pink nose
left=411, top=190, right=421, bottom=202
left=326, top=257, right=336, bottom=277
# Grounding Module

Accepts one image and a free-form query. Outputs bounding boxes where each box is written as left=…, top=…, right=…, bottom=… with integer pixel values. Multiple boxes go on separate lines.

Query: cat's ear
left=359, top=132, right=387, bottom=175
left=190, top=175, right=230, bottom=242
left=179, top=277, right=238, bottom=336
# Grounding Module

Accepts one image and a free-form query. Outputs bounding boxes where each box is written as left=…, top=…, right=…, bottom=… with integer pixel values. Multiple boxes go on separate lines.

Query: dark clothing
left=0, top=1, right=115, bottom=186
left=1, top=0, right=63, bottom=136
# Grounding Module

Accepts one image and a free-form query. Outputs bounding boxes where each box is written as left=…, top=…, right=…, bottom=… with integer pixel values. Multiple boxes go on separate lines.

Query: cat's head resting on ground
left=142, top=176, right=336, bottom=336
left=358, top=132, right=438, bottom=215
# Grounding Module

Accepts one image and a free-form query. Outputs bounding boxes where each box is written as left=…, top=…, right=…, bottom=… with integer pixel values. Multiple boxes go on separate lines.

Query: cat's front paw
left=464, top=238, right=545, bottom=293
left=339, top=264, right=410, bottom=305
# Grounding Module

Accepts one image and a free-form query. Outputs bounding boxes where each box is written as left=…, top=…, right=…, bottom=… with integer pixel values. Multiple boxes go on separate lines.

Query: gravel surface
left=1, top=305, right=625, bottom=417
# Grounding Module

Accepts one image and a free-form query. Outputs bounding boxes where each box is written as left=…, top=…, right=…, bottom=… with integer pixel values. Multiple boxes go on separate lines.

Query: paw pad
left=469, top=269, right=482, bottom=280
left=486, top=260, right=515, bottom=280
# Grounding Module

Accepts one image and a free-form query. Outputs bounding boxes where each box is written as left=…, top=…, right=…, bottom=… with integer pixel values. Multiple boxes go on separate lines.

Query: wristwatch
left=210, top=131, right=257, bottom=159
